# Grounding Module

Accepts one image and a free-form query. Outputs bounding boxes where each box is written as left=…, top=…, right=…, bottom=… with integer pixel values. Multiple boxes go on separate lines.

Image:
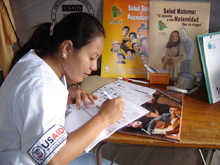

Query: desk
left=81, top=76, right=220, bottom=164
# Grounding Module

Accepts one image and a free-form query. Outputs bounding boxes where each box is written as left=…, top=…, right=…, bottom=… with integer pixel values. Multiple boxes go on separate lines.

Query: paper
left=64, top=80, right=155, bottom=152
left=202, top=33, right=220, bottom=103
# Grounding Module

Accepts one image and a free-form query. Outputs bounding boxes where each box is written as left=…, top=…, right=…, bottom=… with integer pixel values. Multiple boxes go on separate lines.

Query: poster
left=148, top=1, right=210, bottom=81
left=101, top=0, right=150, bottom=78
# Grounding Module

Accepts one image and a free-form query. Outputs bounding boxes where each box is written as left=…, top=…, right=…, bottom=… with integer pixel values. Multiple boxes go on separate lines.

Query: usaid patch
left=28, top=125, right=68, bottom=165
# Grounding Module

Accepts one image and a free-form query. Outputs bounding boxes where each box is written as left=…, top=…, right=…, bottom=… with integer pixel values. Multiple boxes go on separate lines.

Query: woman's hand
left=167, top=58, right=173, bottom=65
left=67, top=86, right=98, bottom=110
left=97, top=97, right=124, bottom=127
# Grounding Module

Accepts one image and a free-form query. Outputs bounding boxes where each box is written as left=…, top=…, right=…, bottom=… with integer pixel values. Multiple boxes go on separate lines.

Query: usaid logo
left=32, top=146, right=45, bottom=160
left=51, top=0, right=94, bottom=23
left=28, top=125, right=68, bottom=164
left=41, top=127, right=65, bottom=148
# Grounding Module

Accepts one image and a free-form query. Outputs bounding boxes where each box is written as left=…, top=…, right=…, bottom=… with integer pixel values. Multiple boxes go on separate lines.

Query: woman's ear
left=62, top=40, right=73, bottom=56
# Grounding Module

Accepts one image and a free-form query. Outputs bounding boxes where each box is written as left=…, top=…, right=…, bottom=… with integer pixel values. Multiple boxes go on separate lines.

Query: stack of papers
left=64, top=80, right=155, bottom=152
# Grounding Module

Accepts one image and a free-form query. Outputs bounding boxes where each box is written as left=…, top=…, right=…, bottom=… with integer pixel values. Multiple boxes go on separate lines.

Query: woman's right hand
left=97, top=96, right=124, bottom=127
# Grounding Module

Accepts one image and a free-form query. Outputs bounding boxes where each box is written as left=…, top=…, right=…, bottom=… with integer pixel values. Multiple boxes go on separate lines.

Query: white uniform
left=0, top=50, right=69, bottom=164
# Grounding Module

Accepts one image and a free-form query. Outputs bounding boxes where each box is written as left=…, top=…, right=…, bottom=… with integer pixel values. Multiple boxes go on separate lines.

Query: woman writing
left=161, top=30, right=186, bottom=80
left=0, top=12, right=124, bottom=165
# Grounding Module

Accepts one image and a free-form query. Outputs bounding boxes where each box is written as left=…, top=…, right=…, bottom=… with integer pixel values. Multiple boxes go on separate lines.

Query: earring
left=62, top=54, right=66, bottom=58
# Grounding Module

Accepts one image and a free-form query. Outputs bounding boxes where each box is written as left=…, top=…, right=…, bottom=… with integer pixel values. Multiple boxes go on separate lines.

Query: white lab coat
left=0, top=50, right=69, bottom=164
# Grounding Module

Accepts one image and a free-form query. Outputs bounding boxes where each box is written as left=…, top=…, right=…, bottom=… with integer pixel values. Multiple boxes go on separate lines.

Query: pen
left=144, top=64, right=157, bottom=73
left=118, top=77, right=149, bottom=84
left=157, top=89, right=181, bottom=104
left=104, top=90, right=112, bottom=99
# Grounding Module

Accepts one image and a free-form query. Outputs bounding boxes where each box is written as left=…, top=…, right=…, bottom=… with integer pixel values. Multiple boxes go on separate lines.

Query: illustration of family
left=110, top=23, right=148, bottom=64
left=161, top=27, right=194, bottom=80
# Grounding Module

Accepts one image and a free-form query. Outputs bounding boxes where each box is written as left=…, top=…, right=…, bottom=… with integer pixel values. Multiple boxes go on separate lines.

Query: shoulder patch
left=28, top=125, right=68, bottom=165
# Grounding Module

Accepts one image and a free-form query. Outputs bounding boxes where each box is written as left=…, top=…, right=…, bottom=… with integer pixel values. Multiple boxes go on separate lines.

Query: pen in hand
left=104, top=91, right=112, bottom=99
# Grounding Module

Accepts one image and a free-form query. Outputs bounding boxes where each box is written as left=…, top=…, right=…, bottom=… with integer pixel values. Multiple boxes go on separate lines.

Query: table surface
left=81, top=76, right=220, bottom=149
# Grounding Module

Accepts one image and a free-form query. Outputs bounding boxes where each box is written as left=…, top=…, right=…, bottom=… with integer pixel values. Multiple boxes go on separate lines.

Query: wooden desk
left=104, top=92, right=220, bottom=149
left=81, top=76, right=220, bottom=164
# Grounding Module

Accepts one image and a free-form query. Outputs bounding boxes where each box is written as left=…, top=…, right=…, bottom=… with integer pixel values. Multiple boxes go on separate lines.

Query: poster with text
left=148, top=1, right=210, bottom=81
left=101, top=0, right=149, bottom=78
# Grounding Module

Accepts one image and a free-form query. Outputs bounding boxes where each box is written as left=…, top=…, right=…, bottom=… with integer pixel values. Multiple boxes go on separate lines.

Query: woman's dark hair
left=10, top=12, right=105, bottom=71
left=129, top=32, right=137, bottom=39
left=117, top=52, right=125, bottom=59
left=123, top=26, right=130, bottom=32
left=166, top=30, right=180, bottom=48
left=140, top=37, right=147, bottom=46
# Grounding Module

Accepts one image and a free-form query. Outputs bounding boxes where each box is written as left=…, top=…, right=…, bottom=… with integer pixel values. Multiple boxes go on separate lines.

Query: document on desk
left=64, top=80, right=155, bottom=152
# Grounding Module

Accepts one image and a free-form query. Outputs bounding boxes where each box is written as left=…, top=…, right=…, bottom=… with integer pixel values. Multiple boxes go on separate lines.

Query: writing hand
left=97, top=97, right=124, bottom=126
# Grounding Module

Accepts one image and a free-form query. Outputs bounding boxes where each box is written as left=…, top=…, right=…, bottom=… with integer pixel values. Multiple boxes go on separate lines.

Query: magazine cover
left=118, top=89, right=184, bottom=142
left=101, top=0, right=149, bottom=78
left=148, top=1, right=210, bottom=81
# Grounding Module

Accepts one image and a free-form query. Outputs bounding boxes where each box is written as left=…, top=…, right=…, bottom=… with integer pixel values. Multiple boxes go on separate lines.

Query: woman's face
left=64, top=36, right=104, bottom=82
left=118, top=55, right=123, bottom=62
left=127, top=51, right=133, bottom=59
left=172, top=32, right=179, bottom=43
left=129, top=34, right=135, bottom=41
left=133, top=43, right=139, bottom=51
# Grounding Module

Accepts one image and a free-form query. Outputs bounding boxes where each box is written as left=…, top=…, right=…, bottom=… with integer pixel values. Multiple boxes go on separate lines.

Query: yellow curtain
left=0, top=0, right=16, bottom=78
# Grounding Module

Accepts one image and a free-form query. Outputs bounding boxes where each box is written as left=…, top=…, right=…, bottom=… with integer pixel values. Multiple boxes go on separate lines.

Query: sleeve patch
left=28, top=125, right=68, bottom=165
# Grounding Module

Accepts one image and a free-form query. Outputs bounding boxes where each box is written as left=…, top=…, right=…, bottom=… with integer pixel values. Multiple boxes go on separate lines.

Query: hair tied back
left=50, top=22, right=56, bottom=36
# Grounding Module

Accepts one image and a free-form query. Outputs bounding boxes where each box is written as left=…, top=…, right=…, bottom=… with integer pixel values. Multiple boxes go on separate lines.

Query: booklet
left=64, top=80, right=155, bottom=152
left=118, top=89, right=184, bottom=142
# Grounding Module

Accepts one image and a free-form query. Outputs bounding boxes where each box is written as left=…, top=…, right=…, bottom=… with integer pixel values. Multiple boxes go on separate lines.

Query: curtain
left=0, top=0, right=16, bottom=78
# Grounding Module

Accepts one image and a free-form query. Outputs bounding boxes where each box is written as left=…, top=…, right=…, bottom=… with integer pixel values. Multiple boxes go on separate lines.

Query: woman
left=117, top=52, right=126, bottom=64
left=161, top=30, right=186, bottom=80
left=126, top=49, right=135, bottom=61
left=129, top=32, right=137, bottom=43
left=0, top=12, right=124, bottom=165
left=140, top=37, right=148, bottom=52
left=132, top=42, right=141, bottom=57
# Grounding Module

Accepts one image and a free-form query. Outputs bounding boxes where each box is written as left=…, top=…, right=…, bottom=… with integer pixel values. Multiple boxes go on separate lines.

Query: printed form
left=64, top=80, right=155, bottom=152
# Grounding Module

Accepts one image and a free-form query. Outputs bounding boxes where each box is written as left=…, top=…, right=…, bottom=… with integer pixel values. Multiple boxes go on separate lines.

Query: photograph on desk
left=118, top=89, right=184, bottom=142
left=101, top=0, right=150, bottom=78
left=148, top=1, right=210, bottom=82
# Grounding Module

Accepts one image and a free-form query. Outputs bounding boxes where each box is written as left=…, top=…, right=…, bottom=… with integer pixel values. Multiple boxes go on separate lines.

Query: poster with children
left=101, top=0, right=149, bottom=78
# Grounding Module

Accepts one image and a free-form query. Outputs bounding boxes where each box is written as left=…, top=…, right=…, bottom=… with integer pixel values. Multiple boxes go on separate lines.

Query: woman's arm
left=48, top=97, right=124, bottom=165
left=171, top=44, right=186, bottom=64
